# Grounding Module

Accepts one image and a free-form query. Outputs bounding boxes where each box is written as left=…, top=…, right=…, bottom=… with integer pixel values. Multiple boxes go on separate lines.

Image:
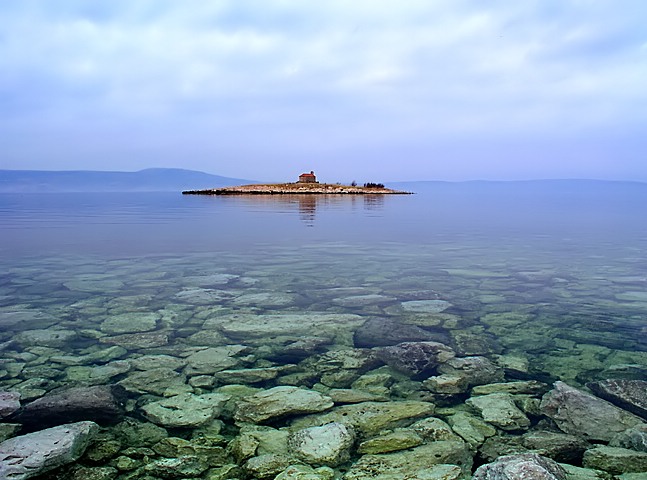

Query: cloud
left=1, top=1, right=646, bottom=180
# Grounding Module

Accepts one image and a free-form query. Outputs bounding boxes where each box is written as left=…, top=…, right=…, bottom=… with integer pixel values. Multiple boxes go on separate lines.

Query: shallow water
left=1, top=182, right=646, bottom=476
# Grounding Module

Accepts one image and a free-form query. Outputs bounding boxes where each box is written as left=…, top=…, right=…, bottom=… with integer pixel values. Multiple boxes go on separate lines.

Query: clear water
left=1, top=183, right=646, bottom=472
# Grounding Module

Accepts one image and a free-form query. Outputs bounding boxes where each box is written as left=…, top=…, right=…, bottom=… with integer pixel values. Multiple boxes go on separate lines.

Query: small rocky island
left=183, top=171, right=411, bottom=195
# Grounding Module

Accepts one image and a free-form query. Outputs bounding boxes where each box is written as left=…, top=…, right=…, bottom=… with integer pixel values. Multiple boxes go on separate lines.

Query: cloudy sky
left=2, top=1, right=646, bottom=182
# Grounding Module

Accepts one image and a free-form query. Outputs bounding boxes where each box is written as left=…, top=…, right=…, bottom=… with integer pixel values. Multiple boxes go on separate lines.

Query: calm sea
left=1, top=182, right=646, bottom=400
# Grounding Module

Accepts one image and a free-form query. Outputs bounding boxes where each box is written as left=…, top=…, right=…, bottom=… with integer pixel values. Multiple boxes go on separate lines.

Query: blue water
left=1, top=182, right=647, bottom=389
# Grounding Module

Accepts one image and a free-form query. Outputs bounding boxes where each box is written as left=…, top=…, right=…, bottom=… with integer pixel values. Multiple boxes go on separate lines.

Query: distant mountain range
left=0, top=168, right=255, bottom=193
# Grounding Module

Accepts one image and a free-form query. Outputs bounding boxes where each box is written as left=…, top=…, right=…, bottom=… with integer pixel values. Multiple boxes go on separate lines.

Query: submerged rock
left=9, top=385, right=127, bottom=430
left=99, top=312, right=160, bottom=334
left=540, top=381, right=645, bottom=442
left=234, top=386, right=334, bottom=424
left=288, top=422, right=355, bottom=467
left=466, top=393, right=531, bottom=431
left=14, top=328, right=77, bottom=348
left=0, top=421, right=99, bottom=480
left=0, top=391, right=21, bottom=419
left=521, top=430, right=590, bottom=464
left=582, top=446, right=647, bottom=475
left=610, top=424, right=647, bottom=452
left=290, top=400, right=435, bottom=437
left=376, top=341, right=455, bottom=377
left=353, top=318, right=449, bottom=347
left=472, top=453, right=567, bottom=480
left=343, top=441, right=471, bottom=479
left=587, top=379, right=647, bottom=420
left=142, top=392, right=230, bottom=428
left=357, top=428, right=424, bottom=454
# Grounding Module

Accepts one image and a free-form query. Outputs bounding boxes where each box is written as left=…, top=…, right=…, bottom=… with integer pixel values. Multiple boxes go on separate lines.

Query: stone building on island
left=298, top=171, right=317, bottom=183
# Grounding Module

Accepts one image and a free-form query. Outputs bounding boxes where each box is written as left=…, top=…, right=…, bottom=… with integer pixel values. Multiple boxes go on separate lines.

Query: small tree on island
left=363, top=182, right=385, bottom=189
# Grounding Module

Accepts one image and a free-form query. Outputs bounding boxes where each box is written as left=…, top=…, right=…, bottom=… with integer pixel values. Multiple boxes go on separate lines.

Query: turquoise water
left=1, top=182, right=646, bottom=476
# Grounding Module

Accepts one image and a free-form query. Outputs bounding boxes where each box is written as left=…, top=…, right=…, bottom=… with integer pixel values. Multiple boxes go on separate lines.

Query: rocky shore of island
left=182, top=183, right=412, bottom=195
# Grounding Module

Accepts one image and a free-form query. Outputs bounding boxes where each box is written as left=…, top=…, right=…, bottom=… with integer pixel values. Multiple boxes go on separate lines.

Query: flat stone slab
left=344, top=442, right=471, bottom=480
left=142, top=393, right=230, bottom=428
left=0, top=392, right=21, bottom=419
left=588, top=379, right=647, bottom=420
left=234, top=386, right=334, bottom=424
left=583, top=446, right=647, bottom=475
left=207, top=313, right=365, bottom=342
left=540, top=381, right=645, bottom=442
left=0, top=421, right=99, bottom=480
left=291, top=400, right=435, bottom=437
left=288, top=422, right=355, bottom=467
left=466, top=393, right=531, bottom=431
left=100, top=312, right=160, bottom=334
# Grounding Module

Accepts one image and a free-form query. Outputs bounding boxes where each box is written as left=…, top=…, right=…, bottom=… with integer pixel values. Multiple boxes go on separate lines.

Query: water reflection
left=219, top=194, right=387, bottom=226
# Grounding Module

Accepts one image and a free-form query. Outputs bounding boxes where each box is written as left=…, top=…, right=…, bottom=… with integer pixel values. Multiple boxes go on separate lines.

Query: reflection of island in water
left=221, top=194, right=386, bottom=226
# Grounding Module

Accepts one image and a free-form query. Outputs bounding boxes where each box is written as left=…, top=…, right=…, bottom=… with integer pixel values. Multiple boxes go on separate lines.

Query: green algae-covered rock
left=99, top=312, right=159, bottom=334
left=290, top=400, right=435, bottom=437
left=446, top=411, right=497, bottom=449
left=466, top=393, right=531, bottom=431
left=112, top=418, right=168, bottom=448
left=234, top=386, right=334, bottom=424
left=357, top=428, right=424, bottom=454
left=118, top=367, right=187, bottom=395
left=582, top=446, right=647, bottom=475
left=184, top=345, right=249, bottom=375
left=144, top=455, right=210, bottom=478
left=142, top=392, right=230, bottom=428
left=244, top=454, right=296, bottom=479
left=343, top=442, right=471, bottom=480
left=275, top=464, right=336, bottom=480
left=288, top=422, right=355, bottom=466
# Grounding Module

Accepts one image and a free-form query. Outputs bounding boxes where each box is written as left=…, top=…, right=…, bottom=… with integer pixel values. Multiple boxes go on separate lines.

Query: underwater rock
left=99, top=312, right=160, bottom=334
left=142, top=392, right=230, bottom=428
left=400, top=299, right=452, bottom=313
left=425, top=356, right=504, bottom=394
left=306, top=348, right=382, bottom=375
left=234, top=386, right=334, bottom=424
left=521, top=430, right=590, bottom=464
left=261, top=337, right=330, bottom=363
left=0, top=421, right=99, bottom=480
left=144, top=455, right=210, bottom=478
left=410, top=417, right=464, bottom=443
left=357, top=428, right=424, bottom=454
left=99, top=331, right=169, bottom=349
left=587, top=379, right=647, bottom=420
left=609, top=424, right=647, bottom=452
left=275, top=464, right=336, bottom=480
left=232, top=291, right=300, bottom=308
left=9, top=385, right=127, bottom=430
left=376, top=341, right=455, bottom=378
left=466, top=393, right=531, bottom=431
left=447, top=411, right=497, bottom=449
left=244, top=453, right=295, bottom=479
left=291, top=400, right=435, bottom=437
left=210, top=313, right=365, bottom=345
left=288, top=422, right=355, bottom=467
left=472, top=381, right=550, bottom=396
left=472, top=453, right=567, bottom=480
left=0, top=308, right=59, bottom=330
left=326, top=388, right=389, bottom=404
left=118, top=367, right=186, bottom=395
left=353, top=318, right=448, bottom=347
left=540, top=381, right=645, bottom=442
left=112, top=418, right=168, bottom=447
left=14, top=328, right=77, bottom=348
left=129, top=354, right=186, bottom=371
left=184, top=345, right=249, bottom=375
left=0, top=391, right=21, bottom=419
left=67, top=465, right=118, bottom=480
left=174, top=287, right=232, bottom=305
left=65, top=360, right=131, bottom=386
left=332, top=294, right=396, bottom=307
left=343, top=442, right=471, bottom=479
left=582, top=446, right=647, bottom=475
left=51, top=346, right=128, bottom=366
left=214, top=366, right=284, bottom=385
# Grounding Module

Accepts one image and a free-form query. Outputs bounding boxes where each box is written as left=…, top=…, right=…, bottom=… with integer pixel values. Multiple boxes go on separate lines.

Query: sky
left=1, top=1, right=646, bottom=182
